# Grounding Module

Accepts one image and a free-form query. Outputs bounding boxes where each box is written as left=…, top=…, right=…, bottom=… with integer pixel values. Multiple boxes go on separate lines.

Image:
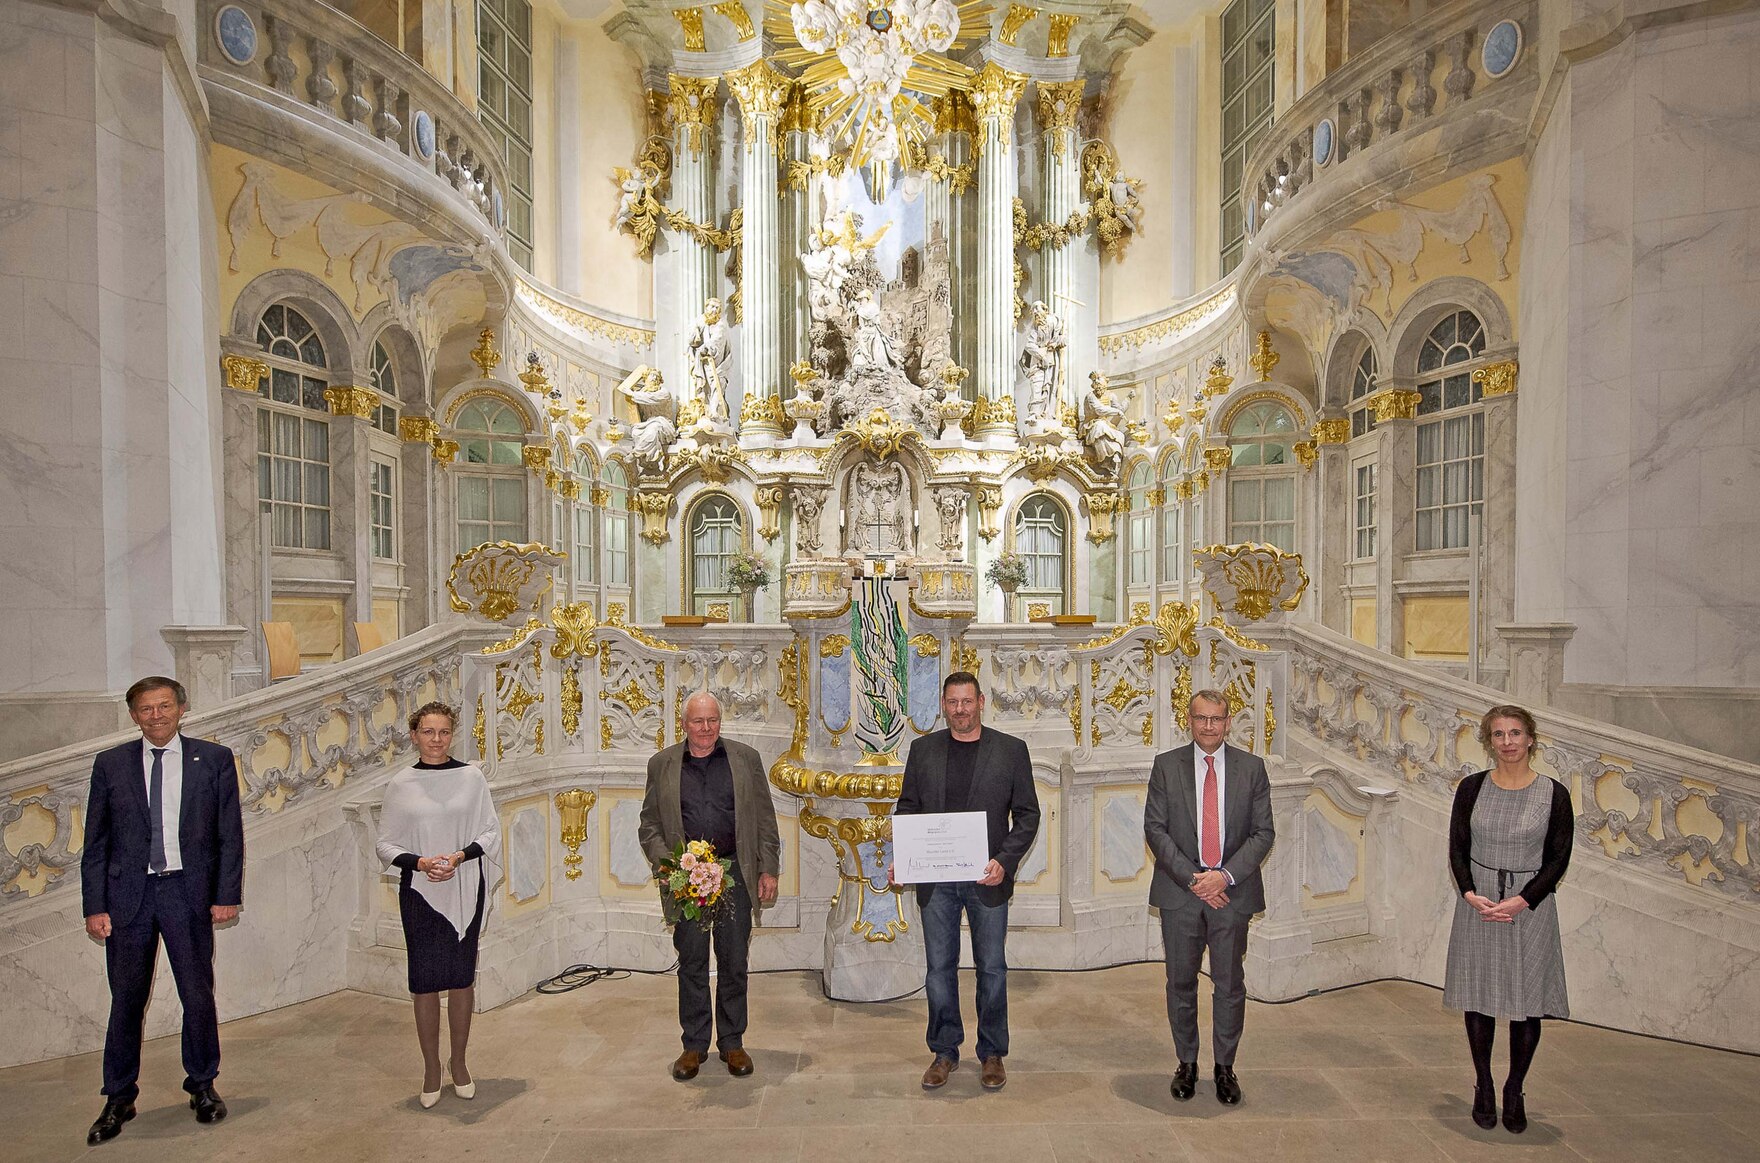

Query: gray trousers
left=1159, top=904, right=1251, bottom=1066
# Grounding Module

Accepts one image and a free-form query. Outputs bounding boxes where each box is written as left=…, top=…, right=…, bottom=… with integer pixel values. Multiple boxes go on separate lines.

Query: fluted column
left=667, top=74, right=720, bottom=400
left=1037, top=80, right=1087, bottom=419
left=932, top=92, right=978, bottom=390
left=728, top=61, right=790, bottom=436
left=972, top=63, right=1027, bottom=438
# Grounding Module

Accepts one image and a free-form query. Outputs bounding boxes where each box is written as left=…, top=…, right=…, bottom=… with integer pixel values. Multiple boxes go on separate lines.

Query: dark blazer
left=896, top=726, right=1041, bottom=908
left=639, top=737, right=781, bottom=922
left=1144, top=743, right=1274, bottom=915
left=1448, top=771, right=1573, bottom=905
left=80, top=735, right=246, bottom=924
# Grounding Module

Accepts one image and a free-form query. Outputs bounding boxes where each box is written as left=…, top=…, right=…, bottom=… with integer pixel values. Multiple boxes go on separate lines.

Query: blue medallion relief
left=215, top=5, right=257, bottom=66
left=1482, top=20, right=1523, bottom=80
left=1313, top=118, right=1335, bottom=167
left=412, top=110, right=436, bottom=161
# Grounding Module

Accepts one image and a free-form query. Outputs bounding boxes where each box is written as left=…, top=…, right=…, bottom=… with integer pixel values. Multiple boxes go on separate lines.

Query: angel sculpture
left=610, top=163, right=664, bottom=256
left=616, top=366, right=677, bottom=476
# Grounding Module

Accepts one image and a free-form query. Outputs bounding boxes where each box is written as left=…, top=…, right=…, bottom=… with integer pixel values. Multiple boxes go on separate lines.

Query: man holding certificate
left=891, top=672, right=1040, bottom=1092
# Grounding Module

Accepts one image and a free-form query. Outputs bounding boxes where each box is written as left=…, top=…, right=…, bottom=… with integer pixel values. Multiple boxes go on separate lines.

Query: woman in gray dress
left=1443, top=705, right=1573, bottom=1134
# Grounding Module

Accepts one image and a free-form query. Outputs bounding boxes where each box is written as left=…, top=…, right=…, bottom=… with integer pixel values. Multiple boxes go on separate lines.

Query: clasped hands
left=1463, top=891, right=1529, bottom=923
left=416, top=852, right=469, bottom=882
left=1189, top=869, right=1230, bottom=909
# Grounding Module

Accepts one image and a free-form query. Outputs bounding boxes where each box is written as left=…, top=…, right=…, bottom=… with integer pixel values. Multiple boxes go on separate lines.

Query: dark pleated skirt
left=398, top=872, right=484, bottom=994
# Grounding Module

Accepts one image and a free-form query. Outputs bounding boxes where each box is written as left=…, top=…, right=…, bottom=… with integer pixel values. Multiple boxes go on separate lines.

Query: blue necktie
left=149, top=747, right=168, bottom=873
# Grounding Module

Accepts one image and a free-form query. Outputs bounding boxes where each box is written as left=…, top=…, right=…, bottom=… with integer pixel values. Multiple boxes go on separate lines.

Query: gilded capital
left=1036, top=80, right=1084, bottom=154
left=673, top=7, right=706, bottom=52
left=1473, top=359, right=1518, bottom=398
left=710, top=1, right=756, bottom=40
left=432, top=439, right=460, bottom=464
left=1203, top=446, right=1233, bottom=474
left=668, top=75, right=721, bottom=156
left=324, top=385, right=378, bottom=420
left=398, top=415, right=439, bottom=443
left=1293, top=440, right=1318, bottom=468
left=521, top=444, right=553, bottom=473
left=727, top=60, right=791, bottom=146
left=220, top=353, right=268, bottom=393
left=1366, top=387, right=1422, bottom=423
left=1311, top=417, right=1350, bottom=445
left=1046, top=12, right=1078, bottom=57
left=971, top=63, right=1028, bottom=132
left=999, top=3, right=1036, bottom=45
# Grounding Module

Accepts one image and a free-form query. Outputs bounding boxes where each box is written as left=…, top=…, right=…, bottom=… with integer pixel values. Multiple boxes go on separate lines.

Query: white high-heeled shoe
left=419, top=1086, right=442, bottom=1109
left=452, top=1071, right=475, bottom=1100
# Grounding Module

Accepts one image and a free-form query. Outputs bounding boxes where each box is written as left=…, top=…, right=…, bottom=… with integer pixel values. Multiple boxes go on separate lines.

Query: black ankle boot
left=1471, top=1084, right=1497, bottom=1129
left=1502, top=1085, right=1527, bottom=1133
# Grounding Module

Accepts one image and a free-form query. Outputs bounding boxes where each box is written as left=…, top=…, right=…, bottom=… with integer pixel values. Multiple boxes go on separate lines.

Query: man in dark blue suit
left=81, top=676, right=244, bottom=1145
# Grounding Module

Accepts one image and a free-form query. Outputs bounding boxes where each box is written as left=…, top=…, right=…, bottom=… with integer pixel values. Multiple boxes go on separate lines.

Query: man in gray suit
left=1144, top=689, right=1275, bottom=1105
left=640, top=692, right=780, bottom=1082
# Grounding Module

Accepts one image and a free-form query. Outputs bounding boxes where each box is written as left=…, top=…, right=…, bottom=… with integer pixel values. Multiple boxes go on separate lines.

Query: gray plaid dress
left=1443, top=778, right=1569, bottom=1019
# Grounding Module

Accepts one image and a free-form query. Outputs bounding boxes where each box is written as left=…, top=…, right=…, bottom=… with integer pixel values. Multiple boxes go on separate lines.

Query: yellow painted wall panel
left=1350, top=598, right=1377, bottom=647
left=1403, top=595, right=1469, bottom=661
left=272, top=596, right=346, bottom=665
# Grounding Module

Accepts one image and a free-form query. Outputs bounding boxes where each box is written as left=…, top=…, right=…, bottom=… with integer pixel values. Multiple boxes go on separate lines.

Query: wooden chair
left=351, top=622, right=387, bottom=655
left=261, top=621, right=302, bottom=681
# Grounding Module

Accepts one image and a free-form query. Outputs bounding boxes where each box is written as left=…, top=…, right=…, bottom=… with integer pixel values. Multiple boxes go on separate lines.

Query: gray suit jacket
left=638, top=737, right=781, bottom=922
left=895, top=726, right=1041, bottom=908
left=1144, top=743, right=1274, bottom=915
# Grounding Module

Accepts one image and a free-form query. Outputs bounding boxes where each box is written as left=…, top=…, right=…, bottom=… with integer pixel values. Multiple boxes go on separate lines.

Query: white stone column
left=727, top=61, right=790, bottom=436
left=1037, top=80, right=1089, bottom=415
left=666, top=74, right=720, bottom=400
left=1367, top=388, right=1421, bottom=657
left=972, top=64, right=1027, bottom=438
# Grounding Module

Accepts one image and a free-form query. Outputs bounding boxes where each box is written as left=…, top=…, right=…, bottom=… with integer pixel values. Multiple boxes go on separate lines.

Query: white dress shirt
left=1193, top=742, right=1232, bottom=883
left=141, top=734, right=185, bottom=873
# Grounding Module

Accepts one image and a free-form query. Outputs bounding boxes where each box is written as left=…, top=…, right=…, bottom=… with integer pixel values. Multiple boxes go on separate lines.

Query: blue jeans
left=920, top=882, right=1010, bottom=1063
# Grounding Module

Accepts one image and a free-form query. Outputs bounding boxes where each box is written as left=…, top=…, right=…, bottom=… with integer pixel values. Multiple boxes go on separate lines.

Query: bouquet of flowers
left=655, top=839, right=737, bottom=927
left=985, top=551, right=1029, bottom=591
left=726, top=551, right=772, bottom=590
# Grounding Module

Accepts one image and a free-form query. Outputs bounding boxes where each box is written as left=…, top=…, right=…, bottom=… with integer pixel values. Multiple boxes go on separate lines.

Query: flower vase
left=998, top=580, right=1018, bottom=623
left=740, top=584, right=759, bottom=623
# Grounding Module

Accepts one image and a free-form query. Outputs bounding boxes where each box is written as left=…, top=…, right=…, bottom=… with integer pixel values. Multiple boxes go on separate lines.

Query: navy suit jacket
left=80, top=735, right=246, bottom=924
left=1144, top=742, right=1274, bottom=916
left=896, top=726, right=1041, bottom=908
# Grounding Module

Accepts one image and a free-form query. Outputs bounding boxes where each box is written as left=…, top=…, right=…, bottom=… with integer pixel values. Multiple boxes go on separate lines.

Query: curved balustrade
left=197, top=0, right=510, bottom=247
left=1241, top=0, right=1537, bottom=258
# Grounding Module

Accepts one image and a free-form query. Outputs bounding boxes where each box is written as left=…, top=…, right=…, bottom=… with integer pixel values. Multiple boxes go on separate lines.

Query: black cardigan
left=1447, top=771, right=1574, bottom=906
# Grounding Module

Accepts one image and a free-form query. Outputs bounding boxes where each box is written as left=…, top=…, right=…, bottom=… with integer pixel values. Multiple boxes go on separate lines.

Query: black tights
left=1465, top=1012, right=1543, bottom=1092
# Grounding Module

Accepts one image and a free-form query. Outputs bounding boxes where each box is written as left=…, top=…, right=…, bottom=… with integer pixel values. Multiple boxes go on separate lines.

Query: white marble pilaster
left=727, top=61, right=789, bottom=436
left=1037, top=80, right=1092, bottom=406
left=973, top=64, right=1026, bottom=436
left=665, top=74, right=720, bottom=401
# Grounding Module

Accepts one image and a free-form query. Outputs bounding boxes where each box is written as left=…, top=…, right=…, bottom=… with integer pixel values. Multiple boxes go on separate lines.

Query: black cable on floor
left=534, top=960, right=678, bottom=993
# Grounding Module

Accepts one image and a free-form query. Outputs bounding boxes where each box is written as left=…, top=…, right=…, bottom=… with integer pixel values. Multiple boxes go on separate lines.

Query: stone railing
left=0, top=622, right=479, bottom=913
left=1242, top=0, right=1537, bottom=252
left=1268, top=620, right=1760, bottom=900
left=197, top=0, right=509, bottom=244
left=460, top=605, right=793, bottom=771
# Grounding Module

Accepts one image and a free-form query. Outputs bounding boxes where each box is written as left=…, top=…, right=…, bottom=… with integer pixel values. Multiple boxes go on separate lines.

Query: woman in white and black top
left=377, top=702, right=500, bottom=1109
left=1443, top=704, right=1573, bottom=1135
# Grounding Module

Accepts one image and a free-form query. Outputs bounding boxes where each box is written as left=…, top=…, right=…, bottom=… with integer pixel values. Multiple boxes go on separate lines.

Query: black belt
left=146, top=869, right=184, bottom=879
left=1472, top=858, right=1535, bottom=901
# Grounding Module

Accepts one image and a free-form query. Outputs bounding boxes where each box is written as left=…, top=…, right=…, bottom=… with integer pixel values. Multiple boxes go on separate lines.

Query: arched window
left=1227, top=399, right=1297, bottom=550
left=603, top=461, right=632, bottom=588
left=572, top=451, right=597, bottom=588
left=453, top=396, right=527, bottom=551
left=1415, top=309, right=1487, bottom=550
left=1160, top=451, right=1183, bottom=585
left=1015, top=493, right=1069, bottom=613
left=688, top=495, right=742, bottom=614
left=1349, top=347, right=1378, bottom=438
left=368, top=340, right=399, bottom=434
left=255, top=303, right=331, bottom=549
left=1127, top=461, right=1154, bottom=588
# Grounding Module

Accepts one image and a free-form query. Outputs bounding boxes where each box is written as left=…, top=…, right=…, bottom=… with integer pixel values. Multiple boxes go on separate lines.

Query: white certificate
left=892, top=811, right=990, bottom=883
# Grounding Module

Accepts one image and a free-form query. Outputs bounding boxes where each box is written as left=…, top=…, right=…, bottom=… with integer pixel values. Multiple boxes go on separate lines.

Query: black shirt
left=679, top=741, right=738, bottom=858
left=944, top=736, right=980, bottom=814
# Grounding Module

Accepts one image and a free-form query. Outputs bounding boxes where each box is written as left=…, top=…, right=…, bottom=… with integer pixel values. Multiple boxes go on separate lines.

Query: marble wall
left=1518, top=5, right=1760, bottom=759
left=0, top=1, right=227, bottom=760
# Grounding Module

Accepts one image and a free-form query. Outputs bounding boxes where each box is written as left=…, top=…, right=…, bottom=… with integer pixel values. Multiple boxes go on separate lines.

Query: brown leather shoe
left=671, top=1050, right=703, bottom=1081
left=720, top=1048, right=754, bottom=1076
left=921, top=1055, right=957, bottom=1089
left=980, top=1056, right=1006, bottom=1090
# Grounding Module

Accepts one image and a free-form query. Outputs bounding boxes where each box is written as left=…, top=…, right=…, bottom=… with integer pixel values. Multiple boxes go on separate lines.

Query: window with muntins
left=689, top=495, right=741, bottom=613
left=1016, top=493, right=1068, bottom=611
left=1415, top=310, right=1487, bottom=551
left=478, top=0, right=534, bottom=268
left=1220, top=0, right=1275, bottom=274
left=1350, top=347, right=1378, bottom=438
left=255, top=303, right=332, bottom=550
left=1227, top=399, right=1297, bottom=550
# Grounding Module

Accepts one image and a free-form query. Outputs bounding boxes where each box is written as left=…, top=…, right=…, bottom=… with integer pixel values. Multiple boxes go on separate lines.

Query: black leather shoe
left=87, top=1098, right=135, bottom=1145
left=190, top=1085, right=227, bottom=1124
left=1170, top=1061, right=1198, bottom=1101
left=1214, top=1064, right=1242, bottom=1105
left=1472, top=1084, right=1498, bottom=1129
left=1502, top=1086, right=1526, bottom=1133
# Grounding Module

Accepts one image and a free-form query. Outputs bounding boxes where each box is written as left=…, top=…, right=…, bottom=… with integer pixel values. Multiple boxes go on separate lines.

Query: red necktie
left=1201, top=754, right=1221, bottom=869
